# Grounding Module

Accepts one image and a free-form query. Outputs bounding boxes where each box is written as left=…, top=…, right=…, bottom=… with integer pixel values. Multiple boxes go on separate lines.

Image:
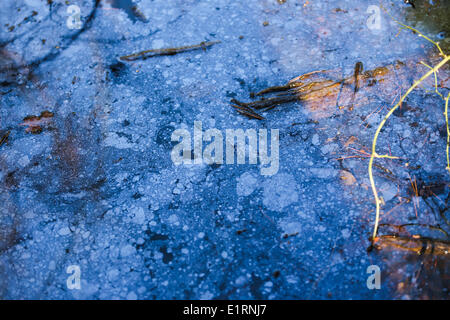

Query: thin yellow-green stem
left=369, top=55, right=450, bottom=240
left=445, top=93, right=450, bottom=173
left=381, top=6, right=445, bottom=57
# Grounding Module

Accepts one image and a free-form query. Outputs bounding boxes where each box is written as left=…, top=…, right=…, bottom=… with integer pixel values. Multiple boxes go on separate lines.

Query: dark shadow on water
left=405, top=0, right=450, bottom=52
left=108, top=0, right=148, bottom=23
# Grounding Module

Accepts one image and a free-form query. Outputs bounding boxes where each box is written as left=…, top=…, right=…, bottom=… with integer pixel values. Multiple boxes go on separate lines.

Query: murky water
left=0, top=0, right=449, bottom=299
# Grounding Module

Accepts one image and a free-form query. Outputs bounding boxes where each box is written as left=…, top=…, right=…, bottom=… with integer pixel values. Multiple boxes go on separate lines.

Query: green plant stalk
left=369, top=55, right=450, bottom=240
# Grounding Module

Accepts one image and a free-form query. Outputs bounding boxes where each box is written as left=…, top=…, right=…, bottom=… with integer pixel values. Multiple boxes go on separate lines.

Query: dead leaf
left=340, top=170, right=357, bottom=186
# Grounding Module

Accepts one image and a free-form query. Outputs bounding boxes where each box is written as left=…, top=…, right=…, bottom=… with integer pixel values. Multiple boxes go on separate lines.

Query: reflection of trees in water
left=0, top=0, right=100, bottom=87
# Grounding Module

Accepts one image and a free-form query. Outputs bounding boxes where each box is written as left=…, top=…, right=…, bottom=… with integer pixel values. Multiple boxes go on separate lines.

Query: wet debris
left=339, top=170, right=357, bottom=186
left=20, top=110, right=54, bottom=134
left=118, top=41, right=221, bottom=62
left=108, top=61, right=127, bottom=78
left=4, top=10, right=39, bottom=34
left=0, top=48, right=32, bottom=86
left=0, top=130, right=10, bottom=147
left=230, top=103, right=265, bottom=120
left=282, top=232, right=299, bottom=239
left=371, top=235, right=450, bottom=256
left=332, top=8, right=348, bottom=14
left=412, top=180, right=448, bottom=199
left=230, top=64, right=395, bottom=119
left=236, top=229, right=247, bottom=235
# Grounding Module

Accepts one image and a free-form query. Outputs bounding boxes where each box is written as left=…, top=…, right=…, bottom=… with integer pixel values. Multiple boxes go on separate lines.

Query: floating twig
left=20, top=110, right=54, bottom=134
left=118, top=40, right=221, bottom=61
